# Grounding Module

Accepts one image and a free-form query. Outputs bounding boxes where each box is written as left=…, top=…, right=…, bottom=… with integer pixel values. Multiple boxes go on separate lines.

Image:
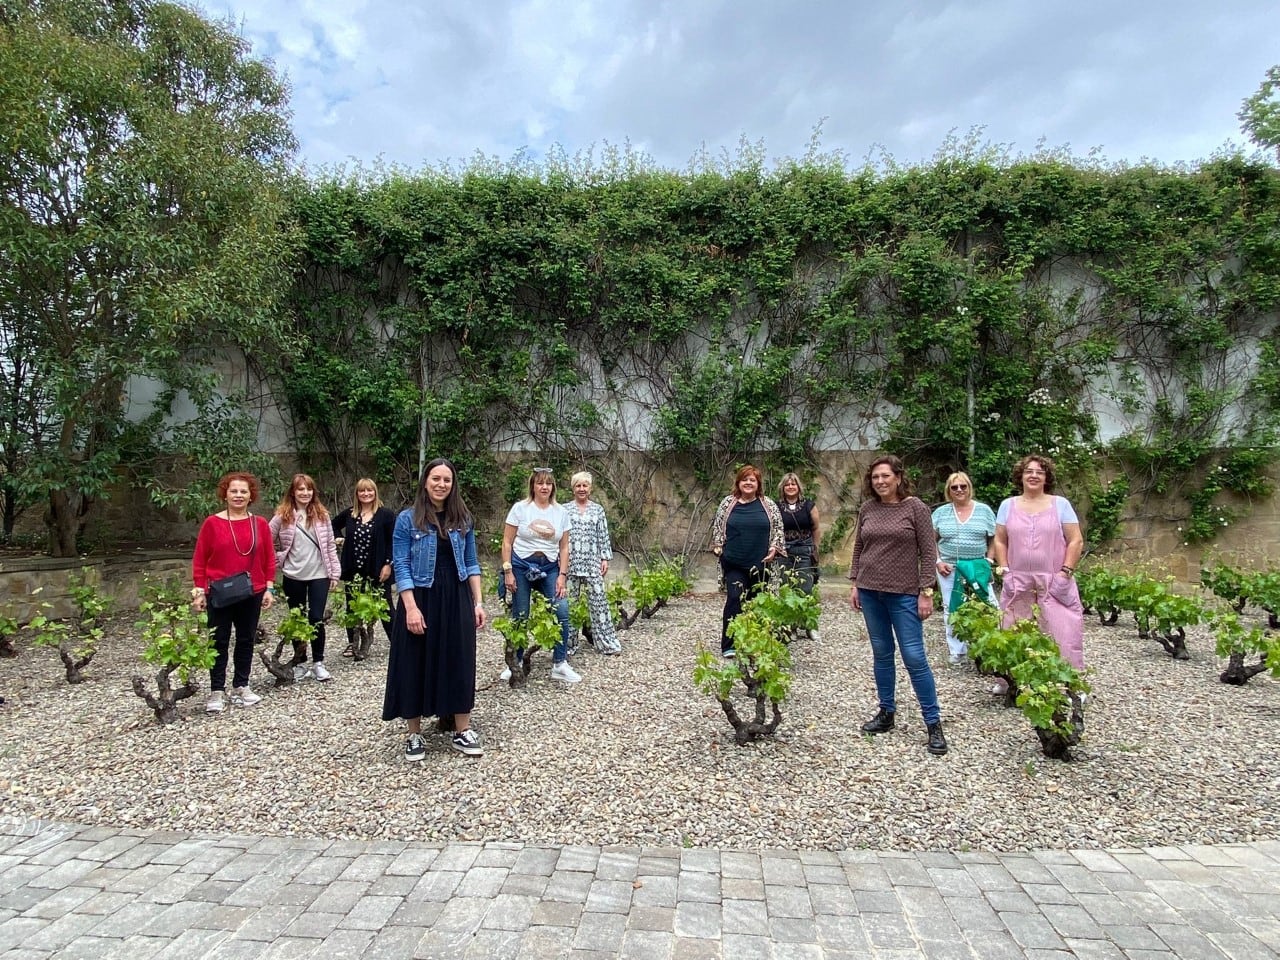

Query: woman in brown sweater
left=848, top=455, right=947, bottom=756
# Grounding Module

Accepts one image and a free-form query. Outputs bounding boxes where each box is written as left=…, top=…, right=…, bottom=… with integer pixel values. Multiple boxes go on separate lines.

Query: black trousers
left=208, top=592, right=264, bottom=691
left=282, top=576, right=331, bottom=662
left=721, top=558, right=767, bottom=652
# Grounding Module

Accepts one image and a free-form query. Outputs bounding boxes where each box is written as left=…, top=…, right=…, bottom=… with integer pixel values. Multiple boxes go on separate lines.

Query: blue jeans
left=511, top=557, right=572, bottom=663
left=858, top=588, right=941, bottom=725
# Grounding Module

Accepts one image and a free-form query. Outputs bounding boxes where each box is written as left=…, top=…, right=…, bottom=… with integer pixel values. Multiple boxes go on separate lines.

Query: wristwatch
left=502, top=562, right=513, bottom=571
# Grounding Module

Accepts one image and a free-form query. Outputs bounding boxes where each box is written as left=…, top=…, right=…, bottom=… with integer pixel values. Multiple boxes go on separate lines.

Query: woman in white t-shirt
left=500, top=468, right=580, bottom=683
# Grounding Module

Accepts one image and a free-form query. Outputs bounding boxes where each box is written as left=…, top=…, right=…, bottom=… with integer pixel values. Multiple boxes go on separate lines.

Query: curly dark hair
left=1012, top=454, right=1057, bottom=494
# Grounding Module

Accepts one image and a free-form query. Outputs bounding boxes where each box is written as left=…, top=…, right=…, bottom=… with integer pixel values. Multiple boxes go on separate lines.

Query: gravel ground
left=1, top=591, right=1277, bottom=852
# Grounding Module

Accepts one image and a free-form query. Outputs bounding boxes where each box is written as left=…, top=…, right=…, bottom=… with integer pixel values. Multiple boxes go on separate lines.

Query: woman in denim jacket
left=382, top=458, right=487, bottom=760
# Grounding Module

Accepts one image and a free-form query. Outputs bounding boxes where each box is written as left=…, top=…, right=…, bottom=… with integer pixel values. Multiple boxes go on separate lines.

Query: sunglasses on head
left=532, top=466, right=553, bottom=474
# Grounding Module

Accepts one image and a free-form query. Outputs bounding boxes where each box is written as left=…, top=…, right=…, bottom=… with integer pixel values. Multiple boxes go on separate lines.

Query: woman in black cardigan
left=331, top=477, right=396, bottom=653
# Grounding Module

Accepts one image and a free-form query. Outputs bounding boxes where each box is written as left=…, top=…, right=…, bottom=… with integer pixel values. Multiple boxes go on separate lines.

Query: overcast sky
left=207, top=0, right=1278, bottom=176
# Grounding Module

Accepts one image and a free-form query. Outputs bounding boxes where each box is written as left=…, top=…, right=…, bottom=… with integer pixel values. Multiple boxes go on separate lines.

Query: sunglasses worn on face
left=949, top=484, right=969, bottom=491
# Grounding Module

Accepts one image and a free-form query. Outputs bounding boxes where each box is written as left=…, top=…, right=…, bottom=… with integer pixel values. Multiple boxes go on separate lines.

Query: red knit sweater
left=192, top=514, right=276, bottom=592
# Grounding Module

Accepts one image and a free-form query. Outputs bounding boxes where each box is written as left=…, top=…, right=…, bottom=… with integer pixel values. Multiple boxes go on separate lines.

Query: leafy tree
left=1240, top=65, right=1280, bottom=161
left=0, top=0, right=298, bottom=554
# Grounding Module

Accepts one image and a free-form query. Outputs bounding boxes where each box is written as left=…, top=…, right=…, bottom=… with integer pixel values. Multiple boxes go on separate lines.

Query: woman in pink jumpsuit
left=993, top=454, right=1085, bottom=668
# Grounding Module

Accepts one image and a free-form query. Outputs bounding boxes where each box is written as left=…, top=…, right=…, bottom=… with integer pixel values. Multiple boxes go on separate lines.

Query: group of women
left=191, top=462, right=620, bottom=760
left=192, top=451, right=1084, bottom=762
left=846, top=453, right=1084, bottom=757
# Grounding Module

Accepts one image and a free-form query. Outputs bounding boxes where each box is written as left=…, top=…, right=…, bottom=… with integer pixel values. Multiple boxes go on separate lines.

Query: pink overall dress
left=999, top=497, right=1085, bottom=668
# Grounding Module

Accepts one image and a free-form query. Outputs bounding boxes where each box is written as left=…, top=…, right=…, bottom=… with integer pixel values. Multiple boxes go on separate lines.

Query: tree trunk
left=1219, top=651, right=1268, bottom=685
left=46, top=488, right=83, bottom=557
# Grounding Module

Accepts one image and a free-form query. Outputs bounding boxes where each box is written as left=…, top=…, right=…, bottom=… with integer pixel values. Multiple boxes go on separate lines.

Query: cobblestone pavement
left=2, top=817, right=1278, bottom=959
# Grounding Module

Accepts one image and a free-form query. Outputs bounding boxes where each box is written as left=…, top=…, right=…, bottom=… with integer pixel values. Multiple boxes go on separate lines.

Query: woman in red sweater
left=192, top=472, right=276, bottom=713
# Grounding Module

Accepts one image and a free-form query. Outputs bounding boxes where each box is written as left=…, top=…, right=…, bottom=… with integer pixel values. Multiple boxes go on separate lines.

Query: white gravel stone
left=0, top=592, right=1276, bottom=852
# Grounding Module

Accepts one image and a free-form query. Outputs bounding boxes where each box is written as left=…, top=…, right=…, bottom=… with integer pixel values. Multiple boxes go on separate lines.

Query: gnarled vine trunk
left=131, top=667, right=198, bottom=724
left=1219, top=652, right=1268, bottom=685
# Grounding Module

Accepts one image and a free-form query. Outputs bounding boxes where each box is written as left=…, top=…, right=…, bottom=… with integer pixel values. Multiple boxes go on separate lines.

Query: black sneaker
left=405, top=732, right=427, bottom=761
left=451, top=728, right=483, bottom=757
left=926, top=722, right=948, bottom=755
left=861, top=708, right=895, bottom=734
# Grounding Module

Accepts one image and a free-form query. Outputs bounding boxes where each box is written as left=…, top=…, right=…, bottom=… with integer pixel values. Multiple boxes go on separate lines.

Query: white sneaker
left=206, top=691, right=226, bottom=714
left=292, top=664, right=312, bottom=682
left=550, top=660, right=581, bottom=683
left=312, top=662, right=332, bottom=682
left=499, top=666, right=512, bottom=681
left=231, top=686, right=261, bottom=707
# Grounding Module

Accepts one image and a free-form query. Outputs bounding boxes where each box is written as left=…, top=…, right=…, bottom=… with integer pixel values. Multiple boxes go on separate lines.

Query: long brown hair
left=413, top=458, right=473, bottom=533
left=274, top=473, right=331, bottom=526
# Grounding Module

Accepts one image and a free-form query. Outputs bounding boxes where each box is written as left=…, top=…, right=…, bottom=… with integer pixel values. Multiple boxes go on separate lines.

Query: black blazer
left=331, top=506, right=395, bottom=581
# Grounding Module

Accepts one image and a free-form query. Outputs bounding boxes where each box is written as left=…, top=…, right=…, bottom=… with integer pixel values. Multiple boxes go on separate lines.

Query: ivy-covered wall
left=253, top=152, right=1280, bottom=563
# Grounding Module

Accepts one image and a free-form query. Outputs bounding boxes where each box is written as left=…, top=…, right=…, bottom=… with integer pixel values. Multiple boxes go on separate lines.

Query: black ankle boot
left=861, top=708, right=895, bottom=734
left=926, top=722, right=948, bottom=755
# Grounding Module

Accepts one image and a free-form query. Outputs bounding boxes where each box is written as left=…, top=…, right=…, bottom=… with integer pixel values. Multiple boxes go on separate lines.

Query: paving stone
left=531, top=899, right=583, bottom=927
left=926, top=867, right=981, bottom=898
left=1149, top=922, right=1231, bottom=959
left=409, top=870, right=464, bottom=903
left=679, top=850, right=721, bottom=874
left=1108, top=852, right=1178, bottom=881
left=1205, top=931, right=1280, bottom=960
left=670, top=936, right=720, bottom=959
left=720, top=852, right=762, bottom=880
left=861, top=911, right=915, bottom=950
left=517, top=925, right=576, bottom=959
left=801, top=864, right=847, bottom=885
left=964, top=930, right=1031, bottom=960
left=963, top=862, right=1020, bottom=892
left=910, top=912, right=963, bottom=942
left=844, top=862, right=891, bottom=890
left=138, top=900, right=217, bottom=938
left=595, top=851, right=640, bottom=882
left=721, top=898, right=769, bottom=936
left=808, top=882, right=858, bottom=916
left=361, top=925, right=426, bottom=960
left=766, top=884, right=815, bottom=920
left=585, top=879, right=633, bottom=914
left=1071, top=850, right=1128, bottom=873
left=985, top=889, right=1040, bottom=913
left=388, top=899, right=445, bottom=928
left=292, top=856, right=352, bottom=885
left=814, top=913, right=868, bottom=949
left=478, top=893, right=537, bottom=931
left=1144, top=878, right=1219, bottom=912
left=21, top=911, right=101, bottom=951
left=626, top=905, right=674, bottom=932
left=1185, top=845, right=1245, bottom=868
left=306, top=880, right=370, bottom=915
left=1100, top=923, right=1168, bottom=950
left=555, top=846, right=601, bottom=873
left=386, top=847, right=440, bottom=876
left=672, top=901, right=720, bottom=939
left=430, top=845, right=482, bottom=873
left=1023, top=882, right=1080, bottom=906
left=71, top=890, right=137, bottom=915
left=999, top=911, right=1067, bottom=950
left=721, top=877, right=765, bottom=901
left=432, top=897, right=491, bottom=935
left=1060, top=938, right=1127, bottom=959
left=772, top=942, right=826, bottom=959
left=718, top=932, right=771, bottom=959
left=572, top=911, right=627, bottom=953
left=631, top=875, right=677, bottom=909
left=1000, top=856, right=1057, bottom=885
left=461, top=927, right=523, bottom=959
left=919, top=939, right=978, bottom=960
left=338, top=895, right=401, bottom=931
left=16, top=884, right=97, bottom=918
left=676, top=870, right=720, bottom=903
left=152, top=927, right=234, bottom=959
left=880, top=856, right=933, bottom=886
left=455, top=866, right=509, bottom=899
left=317, top=928, right=377, bottom=959
left=769, top=916, right=818, bottom=943
left=761, top=856, right=807, bottom=886
left=618, top=928, right=674, bottom=959
left=192, top=904, right=257, bottom=932
left=636, top=854, right=682, bottom=878
left=337, top=854, right=396, bottom=882
left=228, top=904, right=305, bottom=942
left=474, top=846, right=521, bottom=869
left=509, top=849, right=560, bottom=880
left=499, top=873, right=549, bottom=898
left=543, top=871, right=593, bottom=903
left=281, top=911, right=342, bottom=939
left=853, top=889, right=901, bottom=914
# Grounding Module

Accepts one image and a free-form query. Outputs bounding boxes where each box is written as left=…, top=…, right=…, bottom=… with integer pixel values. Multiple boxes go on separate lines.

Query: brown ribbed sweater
left=847, top=497, right=937, bottom=594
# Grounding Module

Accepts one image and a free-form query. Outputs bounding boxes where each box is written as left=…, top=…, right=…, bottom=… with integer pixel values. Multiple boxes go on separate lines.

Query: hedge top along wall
left=156, top=148, right=1273, bottom=565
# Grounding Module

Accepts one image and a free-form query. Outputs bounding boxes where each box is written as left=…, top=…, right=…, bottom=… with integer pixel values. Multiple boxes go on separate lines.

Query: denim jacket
left=392, top=509, right=482, bottom=592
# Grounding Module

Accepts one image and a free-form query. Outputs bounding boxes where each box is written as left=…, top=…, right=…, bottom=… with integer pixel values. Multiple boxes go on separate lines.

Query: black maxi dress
left=381, top=528, right=476, bottom=721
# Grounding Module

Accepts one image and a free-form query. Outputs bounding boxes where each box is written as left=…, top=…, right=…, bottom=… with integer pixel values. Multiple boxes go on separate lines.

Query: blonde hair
left=777, top=472, right=804, bottom=501
left=944, top=471, right=973, bottom=504
left=352, top=477, right=383, bottom=513
left=570, top=471, right=593, bottom=488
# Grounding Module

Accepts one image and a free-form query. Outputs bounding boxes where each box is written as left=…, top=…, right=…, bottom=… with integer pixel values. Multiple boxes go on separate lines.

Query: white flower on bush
left=1028, top=387, right=1053, bottom=406
left=985, top=412, right=1001, bottom=422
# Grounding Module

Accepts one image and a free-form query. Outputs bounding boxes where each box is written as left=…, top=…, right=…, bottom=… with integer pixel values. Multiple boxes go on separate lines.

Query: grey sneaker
left=451, top=728, right=483, bottom=756
left=231, top=686, right=261, bottom=707
left=206, top=690, right=226, bottom=714
left=292, top=664, right=312, bottom=682
left=312, top=662, right=332, bottom=682
left=405, top=733, right=426, bottom=761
